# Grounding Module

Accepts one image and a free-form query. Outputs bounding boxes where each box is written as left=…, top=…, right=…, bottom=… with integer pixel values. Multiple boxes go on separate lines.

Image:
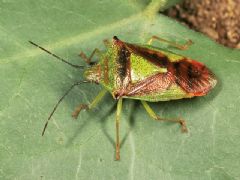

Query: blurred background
left=163, top=0, right=240, bottom=49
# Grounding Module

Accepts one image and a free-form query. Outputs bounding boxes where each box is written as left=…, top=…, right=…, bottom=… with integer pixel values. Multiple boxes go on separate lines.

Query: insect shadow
left=100, top=99, right=138, bottom=149
left=64, top=85, right=95, bottom=147
left=63, top=91, right=118, bottom=147
left=120, top=100, right=138, bottom=147
left=64, top=74, right=220, bottom=148
left=65, top=90, right=139, bottom=150
left=99, top=101, right=116, bottom=147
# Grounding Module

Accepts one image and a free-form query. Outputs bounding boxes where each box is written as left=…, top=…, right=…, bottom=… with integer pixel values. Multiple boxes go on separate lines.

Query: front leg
left=79, top=39, right=111, bottom=65
left=72, top=89, right=107, bottom=119
left=79, top=48, right=101, bottom=65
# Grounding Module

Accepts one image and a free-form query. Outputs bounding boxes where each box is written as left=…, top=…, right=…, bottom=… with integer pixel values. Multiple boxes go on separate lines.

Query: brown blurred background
left=163, top=0, right=240, bottom=49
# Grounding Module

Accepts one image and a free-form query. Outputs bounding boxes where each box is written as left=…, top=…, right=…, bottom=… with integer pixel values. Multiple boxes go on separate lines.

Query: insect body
left=30, top=36, right=217, bottom=161
left=85, top=36, right=216, bottom=101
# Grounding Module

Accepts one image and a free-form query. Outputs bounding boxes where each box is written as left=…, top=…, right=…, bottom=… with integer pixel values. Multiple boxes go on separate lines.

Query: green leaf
left=1, top=1, right=240, bottom=179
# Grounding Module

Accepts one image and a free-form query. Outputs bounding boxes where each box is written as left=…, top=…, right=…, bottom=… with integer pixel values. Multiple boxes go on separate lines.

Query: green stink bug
left=29, top=35, right=217, bottom=160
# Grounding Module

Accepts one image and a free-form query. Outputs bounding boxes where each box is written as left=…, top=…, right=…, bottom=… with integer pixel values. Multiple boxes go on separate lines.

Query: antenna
left=42, top=81, right=90, bottom=136
left=29, top=41, right=84, bottom=69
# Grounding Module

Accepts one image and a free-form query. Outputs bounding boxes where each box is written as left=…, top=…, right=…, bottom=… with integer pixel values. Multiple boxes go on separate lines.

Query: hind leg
left=147, top=35, right=193, bottom=50
left=141, top=101, right=187, bottom=132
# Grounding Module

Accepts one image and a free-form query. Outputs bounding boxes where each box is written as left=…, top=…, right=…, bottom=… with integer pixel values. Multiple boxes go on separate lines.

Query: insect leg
left=147, top=35, right=193, bottom=50
left=115, top=98, right=123, bottom=161
left=72, top=89, right=107, bottom=119
left=79, top=48, right=101, bottom=65
left=141, top=101, right=188, bottom=132
left=103, top=39, right=111, bottom=48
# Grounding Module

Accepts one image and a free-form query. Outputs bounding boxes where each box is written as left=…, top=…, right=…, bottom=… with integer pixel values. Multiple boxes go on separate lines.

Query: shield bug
left=29, top=35, right=217, bottom=160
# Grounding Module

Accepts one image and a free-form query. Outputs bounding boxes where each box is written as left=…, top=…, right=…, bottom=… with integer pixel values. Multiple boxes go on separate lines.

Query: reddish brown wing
left=124, top=41, right=217, bottom=97
left=126, top=72, right=174, bottom=96
left=172, top=59, right=217, bottom=96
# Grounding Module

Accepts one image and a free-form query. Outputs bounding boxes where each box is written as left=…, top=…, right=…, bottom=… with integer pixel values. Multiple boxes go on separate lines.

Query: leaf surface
left=1, top=0, right=240, bottom=179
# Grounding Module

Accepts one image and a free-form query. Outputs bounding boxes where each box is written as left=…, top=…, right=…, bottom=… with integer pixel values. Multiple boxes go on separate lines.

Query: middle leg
left=115, top=98, right=123, bottom=161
